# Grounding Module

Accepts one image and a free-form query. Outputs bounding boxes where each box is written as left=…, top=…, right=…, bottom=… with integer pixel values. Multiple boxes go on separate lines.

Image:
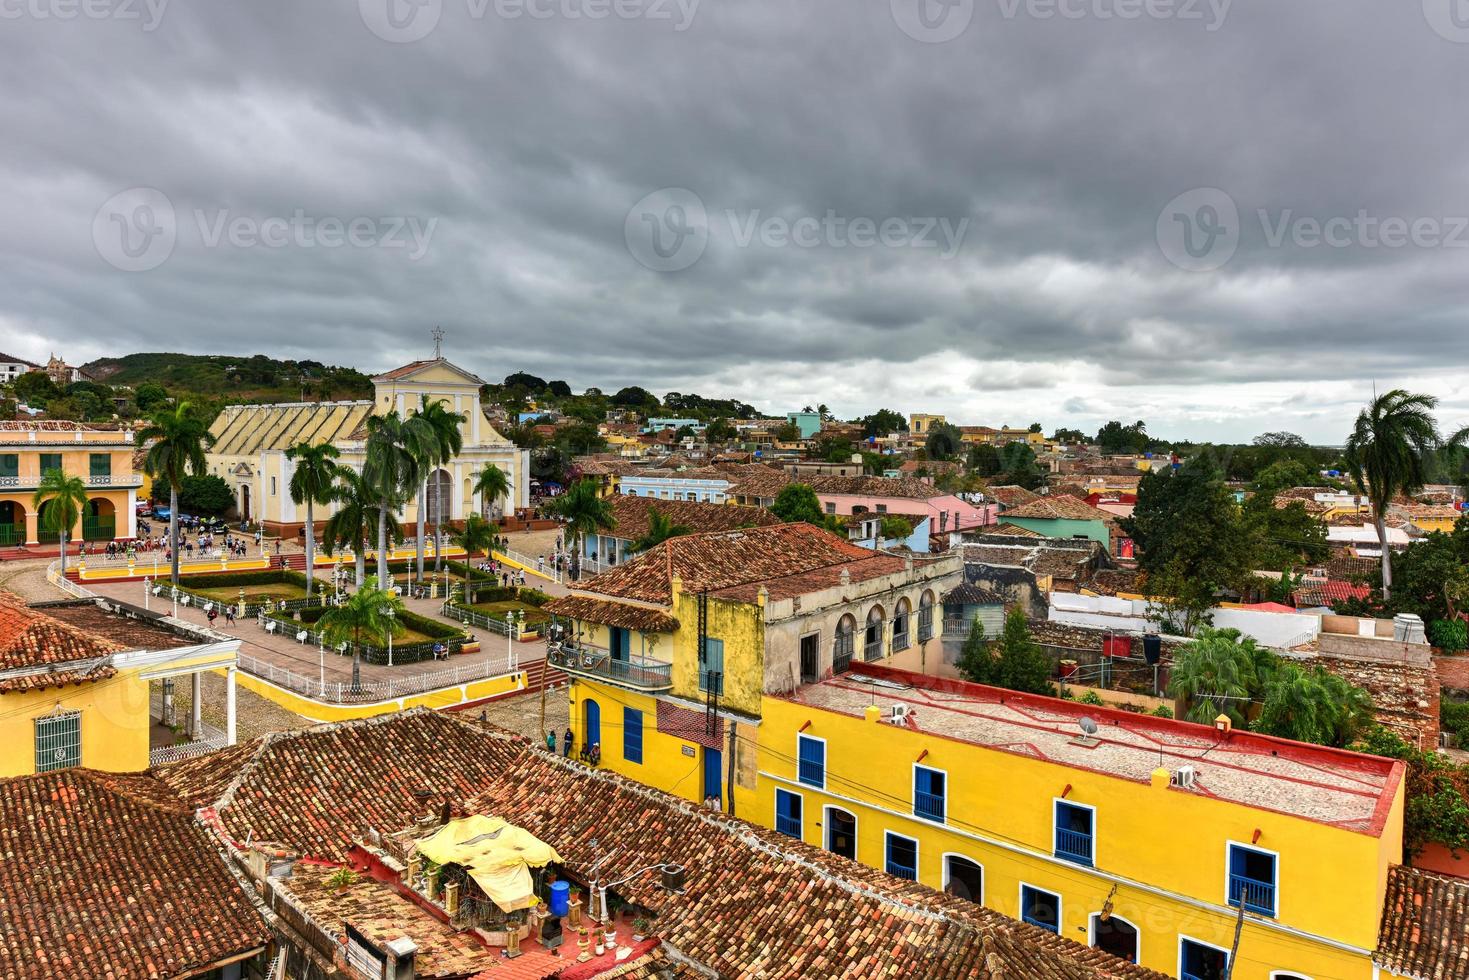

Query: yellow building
left=206, top=355, right=528, bottom=537
left=0, top=591, right=241, bottom=776
left=546, top=522, right=961, bottom=806
left=0, top=420, right=143, bottom=547
left=909, top=413, right=948, bottom=436
left=741, top=663, right=1405, bottom=980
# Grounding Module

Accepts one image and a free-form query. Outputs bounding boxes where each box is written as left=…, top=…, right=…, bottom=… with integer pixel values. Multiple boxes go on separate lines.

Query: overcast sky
left=3, top=0, right=1469, bottom=442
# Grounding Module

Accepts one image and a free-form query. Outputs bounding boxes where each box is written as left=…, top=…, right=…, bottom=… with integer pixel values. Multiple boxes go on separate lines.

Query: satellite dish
left=1078, top=716, right=1099, bottom=737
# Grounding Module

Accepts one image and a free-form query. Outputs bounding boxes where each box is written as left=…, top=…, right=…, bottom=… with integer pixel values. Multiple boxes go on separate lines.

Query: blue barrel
left=549, top=880, right=570, bottom=917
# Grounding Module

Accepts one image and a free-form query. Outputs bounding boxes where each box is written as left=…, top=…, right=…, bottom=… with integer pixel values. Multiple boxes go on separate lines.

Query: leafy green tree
left=631, top=509, right=692, bottom=553
left=1243, top=497, right=1329, bottom=571
left=994, top=607, right=1052, bottom=695
left=1167, top=627, right=1268, bottom=725
left=1027, top=422, right=1042, bottom=433
left=473, top=462, right=511, bottom=521
left=705, top=418, right=737, bottom=442
left=13, top=371, right=59, bottom=408
left=771, top=483, right=827, bottom=526
left=32, top=470, right=87, bottom=577
left=139, top=401, right=215, bottom=585
left=558, top=422, right=607, bottom=455
left=178, top=474, right=234, bottom=515
left=954, top=620, right=998, bottom=685
left=822, top=437, right=856, bottom=462
left=322, top=467, right=387, bottom=587
left=610, top=385, right=659, bottom=410
left=925, top=423, right=963, bottom=461
left=879, top=515, right=914, bottom=541
left=858, top=409, right=907, bottom=438
left=548, top=478, right=615, bottom=579
left=454, top=513, right=496, bottom=561
left=1344, top=389, right=1467, bottom=600
left=1052, top=427, right=1087, bottom=444
left=966, top=443, right=1001, bottom=477
left=1254, top=431, right=1308, bottom=448
left=134, top=382, right=170, bottom=412
left=997, top=441, right=1044, bottom=490
left=1254, top=663, right=1375, bottom=747
left=318, top=576, right=405, bottom=692
left=285, top=441, right=342, bottom=597
left=1249, top=459, right=1313, bottom=498
left=1095, top=419, right=1150, bottom=454
left=772, top=422, right=801, bottom=442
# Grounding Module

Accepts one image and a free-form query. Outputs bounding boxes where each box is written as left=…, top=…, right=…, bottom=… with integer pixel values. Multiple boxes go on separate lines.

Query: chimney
left=840, top=568, right=851, bottom=586
left=865, top=705, right=882, bottom=724
left=385, top=937, right=417, bottom=980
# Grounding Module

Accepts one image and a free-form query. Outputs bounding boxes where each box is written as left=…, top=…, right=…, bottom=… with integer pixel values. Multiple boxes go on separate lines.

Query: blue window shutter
left=623, top=707, right=643, bottom=764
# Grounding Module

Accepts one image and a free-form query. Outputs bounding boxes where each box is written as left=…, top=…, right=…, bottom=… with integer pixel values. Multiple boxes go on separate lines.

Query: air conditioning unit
left=1170, top=765, right=1197, bottom=790
left=890, top=704, right=910, bottom=724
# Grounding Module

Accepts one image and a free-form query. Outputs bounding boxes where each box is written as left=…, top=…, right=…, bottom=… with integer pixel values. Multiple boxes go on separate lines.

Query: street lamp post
left=507, top=609, right=522, bottom=670
left=382, top=605, right=396, bottom=668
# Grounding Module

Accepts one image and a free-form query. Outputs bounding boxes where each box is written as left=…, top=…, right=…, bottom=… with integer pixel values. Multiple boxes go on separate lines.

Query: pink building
left=728, top=472, right=997, bottom=535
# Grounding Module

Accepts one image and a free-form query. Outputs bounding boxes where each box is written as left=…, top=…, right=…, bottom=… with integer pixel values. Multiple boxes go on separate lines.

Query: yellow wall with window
left=0, top=673, right=150, bottom=777
left=738, top=695, right=1403, bottom=980
left=566, top=679, right=720, bottom=805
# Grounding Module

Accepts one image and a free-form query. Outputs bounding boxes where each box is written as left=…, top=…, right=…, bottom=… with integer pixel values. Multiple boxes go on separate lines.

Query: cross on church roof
left=431, top=326, right=445, bottom=359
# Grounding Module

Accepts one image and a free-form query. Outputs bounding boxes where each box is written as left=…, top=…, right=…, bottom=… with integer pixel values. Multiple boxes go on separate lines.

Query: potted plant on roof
left=326, top=867, right=356, bottom=894
left=632, top=917, right=650, bottom=943
left=568, top=885, right=583, bottom=926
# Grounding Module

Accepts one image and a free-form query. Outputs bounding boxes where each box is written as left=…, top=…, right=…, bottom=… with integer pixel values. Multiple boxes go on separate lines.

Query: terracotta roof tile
left=602, top=494, right=780, bottom=543
left=1375, top=866, right=1469, bottom=980
left=0, top=592, right=124, bottom=674
left=1004, top=495, right=1117, bottom=523
left=0, top=769, right=269, bottom=980
left=543, top=595, right=680, bottom=632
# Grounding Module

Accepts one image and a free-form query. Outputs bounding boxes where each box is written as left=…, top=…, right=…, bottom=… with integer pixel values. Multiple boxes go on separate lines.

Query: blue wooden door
left=703, top=747, right=722, bottom=803
left=584, top=699, right=601, bottom=748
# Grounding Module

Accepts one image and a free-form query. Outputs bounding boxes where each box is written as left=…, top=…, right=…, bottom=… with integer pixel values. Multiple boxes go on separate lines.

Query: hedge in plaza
left=177, top=568, right=315, bottom=591
left=462, top=585, right=552, bottom=607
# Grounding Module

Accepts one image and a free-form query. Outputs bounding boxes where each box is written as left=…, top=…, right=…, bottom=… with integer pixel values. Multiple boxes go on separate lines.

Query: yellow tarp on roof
left=415, top=815, right=562, bottom=914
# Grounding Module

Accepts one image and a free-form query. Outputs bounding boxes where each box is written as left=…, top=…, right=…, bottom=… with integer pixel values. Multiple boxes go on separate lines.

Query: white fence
left=235, top=649, right=525, bottom=704
left=149, top=723, right=230, bottom=766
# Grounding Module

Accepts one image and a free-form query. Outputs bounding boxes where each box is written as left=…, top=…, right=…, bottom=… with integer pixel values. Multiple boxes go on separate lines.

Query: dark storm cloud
left=3, top=0, right=1469, bottom=441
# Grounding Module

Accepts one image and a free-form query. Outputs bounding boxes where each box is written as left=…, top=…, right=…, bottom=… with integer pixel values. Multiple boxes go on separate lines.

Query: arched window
left=892, top=597, right=912, bottom=651
left=825, top=806, right=857, bottom=859
left=918, top=590, right=936, bottom=642
left=834, top=614, right=856, bottom=674
left=864, top=605, right=886, bottom=661
left=944, top=854, right=983, bottom=904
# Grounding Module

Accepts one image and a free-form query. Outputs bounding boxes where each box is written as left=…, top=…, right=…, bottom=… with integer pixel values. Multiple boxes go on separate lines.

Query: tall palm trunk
left=416, top=480, right=427, bottom=584
left=1376, top=514, right=1393, bottom=601
left=355, top=531, right=366, bottom=587
left=434, top=477, right=444, bottom=573
left=57, top=526, right=68, bottom=580
left=304, top=501, right=315, bottom=598
left=377, top=506, right=390, bottom=585
left=169, top=485, right=180, bottom=585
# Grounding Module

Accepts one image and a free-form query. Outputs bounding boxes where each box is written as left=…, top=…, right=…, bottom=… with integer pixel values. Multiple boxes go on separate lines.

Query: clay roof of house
left=602, top=494, right=781, bottom=544
left=172, top=710, right=1160, bottom=980
left=577, top=522, right=927, bottom=605
left=370, top=357, right=486, bottom=385
left=1292, top=580, right=1371, bottom=608
left=1088, top=567, right=1142, bottom=597
left=942, top=583, right=1006, bottom=605
left=0, top=352, right=40, bottom=367
left=1374, top=866, right=1469, bottom=980
left=0, top=593, right=124, bottom=676
left=543, top=594, right=680, bottom=632
left=0, top=769, right=269, bottom=980
left=986, top=522, right=1044, bottom=538
left=1003, top=495, right=1117, bottom=523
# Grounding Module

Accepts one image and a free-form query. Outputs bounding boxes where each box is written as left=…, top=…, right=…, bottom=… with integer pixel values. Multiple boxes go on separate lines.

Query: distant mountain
left=82, top=353, right=374, bottom=403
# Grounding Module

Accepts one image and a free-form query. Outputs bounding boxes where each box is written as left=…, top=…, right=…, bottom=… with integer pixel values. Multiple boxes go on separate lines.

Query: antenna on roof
left=432, top=326, right=445, bottom=359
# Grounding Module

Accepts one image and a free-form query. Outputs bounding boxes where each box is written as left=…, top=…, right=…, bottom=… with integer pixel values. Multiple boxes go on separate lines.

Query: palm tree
left=317, top=575, right=404, bottom=693
left=408, top=395, right=466, bottom=581
left=547, top=478, right=615, bottom=580
left=32, top=470, right=88, bottom=578
left=630, top=508, right=691, bottom=553
left=1167, top=627, right=1261, bottom=726
left=362, top=411, right=425, bottom=586
left=285, top=441, right=341, bottom=598
left=473, top=462, right=511, bottom=521
left=455, top=513, right=495, bottom=557
left=139, top=402, right=215, bottom=586
left=321, top=468, right=388, bottom=588
left=1344, top=389, right=1466, bottom=601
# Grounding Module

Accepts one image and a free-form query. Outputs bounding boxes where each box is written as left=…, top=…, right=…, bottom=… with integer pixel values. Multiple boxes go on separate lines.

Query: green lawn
left=468, top=600, right=550, bottom=627
left=194, top=582, right=323, bottom=603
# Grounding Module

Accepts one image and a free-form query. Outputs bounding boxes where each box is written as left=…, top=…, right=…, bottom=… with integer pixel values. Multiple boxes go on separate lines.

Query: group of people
left=91, top=527, right=259, bottom=562
left=547, top=728, right=601, bottom=767
left=473, top=556, right=530, bottom=589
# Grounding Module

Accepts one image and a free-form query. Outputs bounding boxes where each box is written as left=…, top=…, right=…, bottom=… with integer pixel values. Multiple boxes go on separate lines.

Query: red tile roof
left=1004, top=495, right=1117, bottom=523
left=0, top=769, right=269, bottom=980
left=602, top=494, right=780, bottom=543
left=1375, top=865, right=1469, bottom=980
left=578, top=522, right=925, bottom=605
left=986, top=484, right=1042, bottom=508
left=0, top=593, right=124, bottom=675
left=543, top=594, right=680, bottom=632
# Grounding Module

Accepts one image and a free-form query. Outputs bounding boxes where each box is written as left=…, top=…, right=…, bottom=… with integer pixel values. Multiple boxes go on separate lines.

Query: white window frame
left=1087, top=912, right=1141, bottom=964
left=823, top=804, right=858, bottom=859
left=1224, top=839, right=1280, bottom=918
left=1053, top=796, right=1097, bottom=866
left=884, top=830, right=920, bottom=881
left=1178, top=934, right=1230, bottom=979
left=1268, top=973, right=1313, bottom=980
left=34, top=709, right=81, bottom=773
left=796, top=733, right=827, bottom=790
left=941, top=852, right=984, bottom=905
left=774, top=787, right=803, bottom=840
left=1018, top=882, right=1062, bottom=934
left=913, top=762, right=947, bottom=824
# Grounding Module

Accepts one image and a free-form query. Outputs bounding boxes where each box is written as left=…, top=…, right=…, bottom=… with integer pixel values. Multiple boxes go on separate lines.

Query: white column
left=396, top=392, right=405, bottom=415
left=225, top=667, right=238, bottom=745
left=471, top=399, right=481, bottom=444
left=191, top=671, right=202, bottom=736
left=126, top=490, right=138, bottom=538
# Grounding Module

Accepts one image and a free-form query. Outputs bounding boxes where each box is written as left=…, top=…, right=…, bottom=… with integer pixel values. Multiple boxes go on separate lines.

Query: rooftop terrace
left=789, top=663, right=1400, bottom=834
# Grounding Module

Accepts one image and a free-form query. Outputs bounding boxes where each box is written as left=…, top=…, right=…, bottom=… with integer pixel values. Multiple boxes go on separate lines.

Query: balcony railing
left=547, top=643, right=673, bottom=691
left=917, top=608, right=934, bottom=642
left=1228, top=873, right=1276, bottom=917
left=1055, top=828, right=1093, bottom=866
left=864, top=636, right=884, bottom=661
left=0, top=524, right=21, bottom=547
left=0, top=476, right=18, bottom=488
left=775, top=813, right=802, bottom=837
left=914, top=790, right=945, bottom=823
left=943, top=617, right=969, bottom=637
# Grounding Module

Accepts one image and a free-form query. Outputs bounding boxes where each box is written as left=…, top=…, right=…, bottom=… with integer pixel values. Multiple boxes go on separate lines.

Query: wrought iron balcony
left=914, top=790, right=945, bottom=823
left=1228, top=873, right=1276, bottom=917
left=1055, top=828, right=1093, bottom=866
left=547, top=643, right=673, bottom=692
